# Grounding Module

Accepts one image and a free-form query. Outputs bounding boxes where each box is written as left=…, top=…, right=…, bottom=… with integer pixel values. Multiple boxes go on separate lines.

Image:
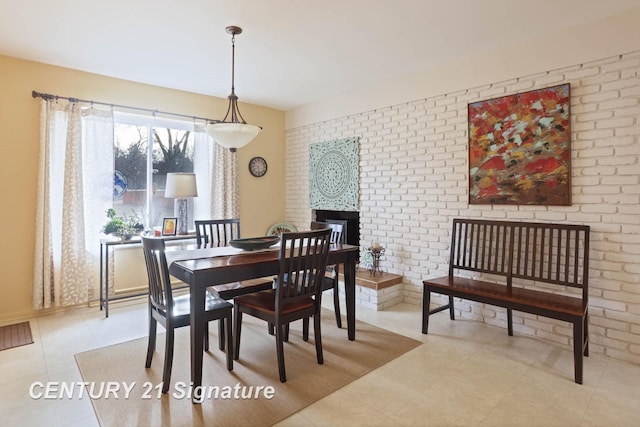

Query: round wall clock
left=249, top=156, right=268, bottom=177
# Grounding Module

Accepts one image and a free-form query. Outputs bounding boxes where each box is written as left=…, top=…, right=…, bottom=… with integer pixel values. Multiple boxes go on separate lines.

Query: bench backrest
left=449, top=219, right=590, bottom=299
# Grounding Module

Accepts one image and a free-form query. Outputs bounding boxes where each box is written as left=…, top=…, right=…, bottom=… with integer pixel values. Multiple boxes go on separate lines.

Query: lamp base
left=174, top=199, right=189, bottom=235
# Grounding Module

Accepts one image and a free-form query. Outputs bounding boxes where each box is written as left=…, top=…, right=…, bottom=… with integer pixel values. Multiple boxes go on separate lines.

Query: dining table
left=167, top=242, right=360, bottom=403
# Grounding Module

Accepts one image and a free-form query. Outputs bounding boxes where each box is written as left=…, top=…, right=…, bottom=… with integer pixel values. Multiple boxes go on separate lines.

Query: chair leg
left=219, top=319, right=225, bottom=351
left=584, top=311, right=589, bottom=357
left=284, top=323, right=290, bottom=342
left=225, top=313, right=233, bottom=371
left=573, top=319, right=584, bottom=384
left=204, top=322, right=209, bottom=352
left=507, top=308, right=513, bottom=336
left=162, top=328, right=174, bottom=393
left=422, top=286, right=431, bottom=334
left=275, top=323, right=287, bottom=382
left=233, top=309, right=242, bottom=360
left=333, top=278, right=342, bottom=328
left=145, top=316, right=157, bottom=368
left=448, top=295, right=455, bottom=320
left=314, top=313, right=324, bottom=365
left=302, top=317, right=309, bottom=341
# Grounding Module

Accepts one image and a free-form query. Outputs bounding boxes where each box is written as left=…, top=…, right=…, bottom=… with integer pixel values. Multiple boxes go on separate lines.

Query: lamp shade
left=165, top=173, right=198, bottom=198
left=205, top=122, right=261, bottom=150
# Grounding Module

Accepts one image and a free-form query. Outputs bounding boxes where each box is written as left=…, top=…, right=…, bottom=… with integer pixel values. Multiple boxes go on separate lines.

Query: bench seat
left=422, top=218, right=590, bottom=384
left=425, top=276, right=587, bottom=321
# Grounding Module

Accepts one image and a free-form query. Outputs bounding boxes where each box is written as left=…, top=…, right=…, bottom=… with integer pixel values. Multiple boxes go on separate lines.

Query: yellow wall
left=0, top=54, right=285, bottom=322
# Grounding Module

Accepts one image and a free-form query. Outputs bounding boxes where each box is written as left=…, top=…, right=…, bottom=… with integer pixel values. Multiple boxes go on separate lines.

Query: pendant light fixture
left=206, top=26, right=261, bottom=152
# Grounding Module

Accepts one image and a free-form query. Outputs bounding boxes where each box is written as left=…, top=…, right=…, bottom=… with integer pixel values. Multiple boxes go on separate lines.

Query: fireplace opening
left=314, top=210, right=359, bottom=247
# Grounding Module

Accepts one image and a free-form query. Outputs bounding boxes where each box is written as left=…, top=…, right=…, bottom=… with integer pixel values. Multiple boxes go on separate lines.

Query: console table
left=99, top=233, right=196, bottom=317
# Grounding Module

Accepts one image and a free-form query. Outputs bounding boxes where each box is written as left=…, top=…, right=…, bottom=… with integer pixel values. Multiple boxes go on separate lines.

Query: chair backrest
left=276, top=228, right=331, bottom=310
left=310, top=221, right=343, bottom=245
left=325, top=219, right=348, bottom=243
left=195, top=219, right=241, bottom=247
left=310, top=221, right=327, bottom=231
left=141, top=236, right=173, bottom=314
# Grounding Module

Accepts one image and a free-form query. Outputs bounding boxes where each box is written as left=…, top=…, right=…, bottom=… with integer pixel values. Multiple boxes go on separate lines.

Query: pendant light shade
left=206, top=122, right=261, bottom=150
left=206, top=26, right=261, bottom=151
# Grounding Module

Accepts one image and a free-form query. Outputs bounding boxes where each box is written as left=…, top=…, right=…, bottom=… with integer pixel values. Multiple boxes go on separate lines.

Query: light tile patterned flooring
left=1, top=298, right=639, bottom=426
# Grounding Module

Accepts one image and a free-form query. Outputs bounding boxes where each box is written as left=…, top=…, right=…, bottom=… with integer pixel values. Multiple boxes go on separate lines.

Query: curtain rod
left=31, top=90, right=219, bottom=124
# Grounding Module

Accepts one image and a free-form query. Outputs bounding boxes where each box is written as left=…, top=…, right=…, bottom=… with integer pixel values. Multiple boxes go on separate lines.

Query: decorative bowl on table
left=229, top=236, right=280, bottom=251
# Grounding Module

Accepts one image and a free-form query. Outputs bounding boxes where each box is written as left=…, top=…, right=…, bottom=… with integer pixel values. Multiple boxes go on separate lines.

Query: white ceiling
left=1, top=0, right=638, bottom=112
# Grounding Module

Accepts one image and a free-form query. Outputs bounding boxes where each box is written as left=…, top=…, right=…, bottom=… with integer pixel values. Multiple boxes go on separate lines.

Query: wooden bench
left=422, top=218, right=590, bottom=384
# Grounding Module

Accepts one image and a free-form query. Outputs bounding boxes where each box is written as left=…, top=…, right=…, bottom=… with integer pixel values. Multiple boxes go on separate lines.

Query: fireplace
left=314, top=210, right=360, bottom=247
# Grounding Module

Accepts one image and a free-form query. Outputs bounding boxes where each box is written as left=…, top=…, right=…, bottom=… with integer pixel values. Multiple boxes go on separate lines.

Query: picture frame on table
left=162, top=217, right=178, bottom=236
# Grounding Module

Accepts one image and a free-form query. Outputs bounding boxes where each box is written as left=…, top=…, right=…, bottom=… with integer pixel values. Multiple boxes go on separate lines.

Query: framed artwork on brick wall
left=309, top=137, right=360, bottom=211
left=468, top=83, right=571, bottom=205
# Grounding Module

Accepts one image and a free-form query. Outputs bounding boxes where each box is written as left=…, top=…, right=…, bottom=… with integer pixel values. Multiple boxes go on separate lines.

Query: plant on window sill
left=101, top=208, right=144, bottom=240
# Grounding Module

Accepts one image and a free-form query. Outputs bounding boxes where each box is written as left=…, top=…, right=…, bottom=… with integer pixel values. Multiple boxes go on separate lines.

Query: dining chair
left=141, top=236, right=233, bottom=393
left=195, top=218, right=241, bottom=247
left=233, top=228, right=331, bottom=382
left=310, top=221, right=345, bottom=330
left=195, top=219, right=274, bottom=350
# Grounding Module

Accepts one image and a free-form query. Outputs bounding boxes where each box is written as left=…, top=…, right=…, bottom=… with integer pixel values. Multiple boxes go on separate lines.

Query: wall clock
left=249, top=156, right=268, bottom=177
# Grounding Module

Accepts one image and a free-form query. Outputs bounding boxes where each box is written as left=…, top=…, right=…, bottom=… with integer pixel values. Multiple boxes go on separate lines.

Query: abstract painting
left=309, top=137, right=359, bottom=211
left=468, top=83, right=571, bottom=205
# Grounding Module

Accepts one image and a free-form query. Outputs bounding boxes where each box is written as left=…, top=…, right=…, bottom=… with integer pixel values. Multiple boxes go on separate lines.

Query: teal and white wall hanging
left=309, top=137, right=360, bottom=211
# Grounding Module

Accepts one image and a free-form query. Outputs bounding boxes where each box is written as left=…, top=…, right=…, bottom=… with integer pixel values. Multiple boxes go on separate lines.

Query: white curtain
left=193, top=129, right=239, bottom=220
left=33, top=100, right=114, bottom=309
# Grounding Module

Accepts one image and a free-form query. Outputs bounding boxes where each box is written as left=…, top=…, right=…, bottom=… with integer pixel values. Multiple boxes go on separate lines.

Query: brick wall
left=286, top=51, right=640, bottom=364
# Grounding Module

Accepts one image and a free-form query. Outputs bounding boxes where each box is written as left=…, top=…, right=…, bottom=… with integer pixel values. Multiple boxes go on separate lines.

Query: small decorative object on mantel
left=364, top=242, right=385, bottom=276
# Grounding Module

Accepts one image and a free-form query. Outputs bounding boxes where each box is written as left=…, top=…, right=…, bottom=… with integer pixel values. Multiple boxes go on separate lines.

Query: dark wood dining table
left=168, top=242, right=359, bottom=402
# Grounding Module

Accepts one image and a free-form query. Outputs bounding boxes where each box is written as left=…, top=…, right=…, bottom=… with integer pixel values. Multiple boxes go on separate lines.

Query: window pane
left=113, top=123, right=148, bottom=225
left=112, top=116, right=198, bottom=232
left=151, top=128, right=195, bottom=229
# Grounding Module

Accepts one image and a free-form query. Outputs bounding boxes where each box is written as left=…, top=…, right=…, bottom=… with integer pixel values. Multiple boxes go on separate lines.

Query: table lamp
left=165, top=173, right=198, bottom=235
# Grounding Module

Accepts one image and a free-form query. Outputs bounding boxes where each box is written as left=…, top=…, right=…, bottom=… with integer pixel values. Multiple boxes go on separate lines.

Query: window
left=113, top=112, right=197, bottom=230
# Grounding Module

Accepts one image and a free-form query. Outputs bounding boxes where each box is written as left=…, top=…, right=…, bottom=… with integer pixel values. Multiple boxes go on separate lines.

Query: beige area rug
left=75, top=311, right=421, bottom=426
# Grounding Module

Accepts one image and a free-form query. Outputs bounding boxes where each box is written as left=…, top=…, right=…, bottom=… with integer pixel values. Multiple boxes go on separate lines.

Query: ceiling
left=1, top=0, right=638, bottom=112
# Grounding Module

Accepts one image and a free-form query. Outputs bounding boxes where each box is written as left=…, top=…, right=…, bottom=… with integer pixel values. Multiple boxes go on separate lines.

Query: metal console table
left=99, top=233, right=196, bottom=317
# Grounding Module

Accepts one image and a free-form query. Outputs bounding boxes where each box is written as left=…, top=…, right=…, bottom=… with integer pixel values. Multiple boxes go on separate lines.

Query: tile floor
left=1, top=298, right=639, bottom=426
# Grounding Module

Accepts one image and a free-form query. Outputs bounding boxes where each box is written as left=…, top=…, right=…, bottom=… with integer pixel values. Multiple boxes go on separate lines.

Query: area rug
left=0, top=321, right=34, bottom=351
left=75, top=311, right=421, bottom=426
